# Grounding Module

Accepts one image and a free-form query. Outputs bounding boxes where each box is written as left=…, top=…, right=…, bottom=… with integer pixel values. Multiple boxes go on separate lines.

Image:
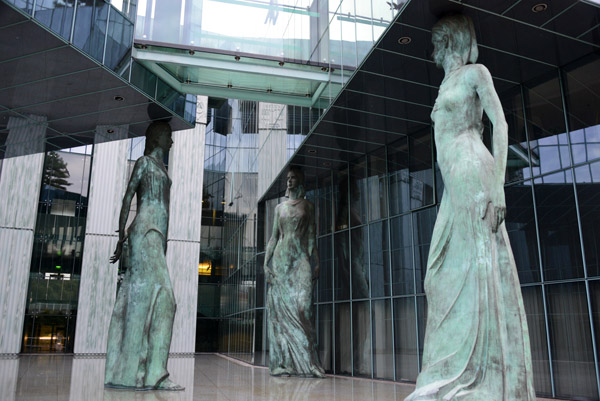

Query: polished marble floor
left=0, top=354, right=558, bottom=401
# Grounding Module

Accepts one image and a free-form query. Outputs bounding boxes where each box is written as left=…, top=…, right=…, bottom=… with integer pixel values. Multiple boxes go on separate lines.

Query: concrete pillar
left=166, top=95, right=208, bottom=354
left=257, top=103, right=287, bottom=199
left=0, top=116, right=46, bottom=354
left=73, top=126, right=129, bottom=355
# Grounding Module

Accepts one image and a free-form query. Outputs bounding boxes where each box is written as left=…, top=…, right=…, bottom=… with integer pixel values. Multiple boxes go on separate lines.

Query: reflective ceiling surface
left=261, top=0, right=600, bottom=201
left=0, top=1, right=194, bottom=159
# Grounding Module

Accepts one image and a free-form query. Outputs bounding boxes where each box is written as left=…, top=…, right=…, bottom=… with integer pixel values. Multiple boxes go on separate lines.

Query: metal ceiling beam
left=138, top=57, right=325, bottom=108
left=133, top=48, right=342, bottom=84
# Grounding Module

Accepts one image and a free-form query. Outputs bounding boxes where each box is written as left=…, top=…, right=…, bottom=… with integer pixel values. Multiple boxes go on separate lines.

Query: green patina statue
left=405, top=15, right=536, bottom=400
left=105, top=121, right=183, bottom=391
left=264, top=167, right=325, bottom=378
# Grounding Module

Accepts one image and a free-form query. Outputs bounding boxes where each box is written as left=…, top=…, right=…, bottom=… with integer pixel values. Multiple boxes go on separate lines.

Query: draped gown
left=105, top=155, right=177, bottom=390
left=267, top=199, right=325, bottom=377
left=405, top=65, right=536, bottom=400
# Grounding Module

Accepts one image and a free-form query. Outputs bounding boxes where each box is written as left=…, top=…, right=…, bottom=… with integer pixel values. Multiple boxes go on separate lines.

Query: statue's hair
left=286, top=165, right=306, bottom=199
left=144, top=121, right=172, bottom=155
left=433, top=14, right=478, bottom=64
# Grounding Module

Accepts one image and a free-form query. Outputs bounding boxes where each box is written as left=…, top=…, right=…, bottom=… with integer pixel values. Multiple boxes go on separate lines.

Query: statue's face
left=431, top=30, right=446, bottom=68
left=157, top=131, right=173, bottom=151
left=287, top=171, right=299, bottom=190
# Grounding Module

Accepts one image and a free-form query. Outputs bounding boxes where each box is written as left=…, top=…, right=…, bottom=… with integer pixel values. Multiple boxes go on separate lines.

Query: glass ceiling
left=133, top=0, right=403, bottom=108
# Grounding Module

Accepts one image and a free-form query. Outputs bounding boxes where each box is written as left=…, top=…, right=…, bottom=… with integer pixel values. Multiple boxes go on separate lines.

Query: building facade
left=0, top=1, right=599, bottom=400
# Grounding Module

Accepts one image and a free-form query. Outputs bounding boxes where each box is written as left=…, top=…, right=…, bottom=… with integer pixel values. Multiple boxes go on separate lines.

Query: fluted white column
left=0, top=116, right=46, bottom=355
left=257, top=103, right=287, bottom=199
left=166, top=95, right=208, bottom=354
left=73, top=126, right=129, bottom=355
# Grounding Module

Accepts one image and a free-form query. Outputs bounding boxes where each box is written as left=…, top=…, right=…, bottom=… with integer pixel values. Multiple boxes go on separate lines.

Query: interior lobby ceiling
left=0, top=1, right=193, bottom=159
left=261, top=0, right=600, bottom=201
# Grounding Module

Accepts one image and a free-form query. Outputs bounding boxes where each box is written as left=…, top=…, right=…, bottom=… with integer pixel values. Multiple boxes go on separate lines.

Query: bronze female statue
left=105, top=122, right=182, bottom=391
left=405, top=15, right=535, bottom=400
left=264, top=167, right=325, bottom=378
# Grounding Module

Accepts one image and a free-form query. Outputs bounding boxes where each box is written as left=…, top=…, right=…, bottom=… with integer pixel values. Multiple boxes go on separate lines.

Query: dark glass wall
left=253, top=58, right=600, bottom=400
left=22, top=146, right=93, bottom=353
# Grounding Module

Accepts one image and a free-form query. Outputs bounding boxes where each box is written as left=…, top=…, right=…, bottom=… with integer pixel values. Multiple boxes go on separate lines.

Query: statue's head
left=432, top=14, right=478, bottom=68
left=285, top=166, right=306, bottom=199
left=144, top=121, right=173, bottom=155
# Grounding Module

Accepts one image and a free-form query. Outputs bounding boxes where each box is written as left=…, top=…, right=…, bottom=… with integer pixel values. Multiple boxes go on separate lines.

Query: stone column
left=166, top=95, right=208, bottom=354
left=0, top=116, right=46, bottom=354
left=73, top=126, right=129, bottom=355
left=257, top=103, right=287, bottom=199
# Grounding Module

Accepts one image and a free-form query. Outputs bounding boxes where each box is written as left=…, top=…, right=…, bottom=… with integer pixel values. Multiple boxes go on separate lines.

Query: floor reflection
left=1, top=354, right=558, bottom=401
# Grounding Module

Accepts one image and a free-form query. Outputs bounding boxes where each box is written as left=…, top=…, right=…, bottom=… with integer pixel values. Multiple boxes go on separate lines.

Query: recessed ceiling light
left=307, top=149, right=317, bottom=154
left=532, top=3, right=547, bottom=12
left=234, top=55, right=241, bottom=61
left=398, top=36, right=411, bottom=45
left=107, top=129, right=115, bottom=134
left=114, top=95, right=124, bottom=101
left=188, top=50, right=195, bottom=55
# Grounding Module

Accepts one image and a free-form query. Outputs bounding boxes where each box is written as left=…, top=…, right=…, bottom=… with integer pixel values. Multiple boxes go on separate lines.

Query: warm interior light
left=198, top=261, right=212, bottom=275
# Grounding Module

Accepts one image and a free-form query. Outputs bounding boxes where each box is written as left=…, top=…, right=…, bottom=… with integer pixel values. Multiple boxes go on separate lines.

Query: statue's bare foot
left=311, top=368, right=326, bottom=378
left=155, top=378, right=184, bottom=391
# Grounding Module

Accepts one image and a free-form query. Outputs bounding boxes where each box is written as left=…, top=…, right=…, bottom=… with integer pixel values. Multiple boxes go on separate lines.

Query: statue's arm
left=471, top=64, right=508, bottom=232
left=307, top=201, right=320, bottom=281
left=110, top=157, right=145, bottom=263
left=263, top=205, right=280, bottom=282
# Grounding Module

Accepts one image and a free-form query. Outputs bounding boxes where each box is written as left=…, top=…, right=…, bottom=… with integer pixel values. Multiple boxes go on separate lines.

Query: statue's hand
left=110, top=235, right=127, bottom=264
left=482, top=188, right=506, bottom=233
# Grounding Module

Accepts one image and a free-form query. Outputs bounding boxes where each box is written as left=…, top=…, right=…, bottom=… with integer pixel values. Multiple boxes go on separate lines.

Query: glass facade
left=22, top=146, right=93, bottom=353
left=247, top=62, right=600, bottom=399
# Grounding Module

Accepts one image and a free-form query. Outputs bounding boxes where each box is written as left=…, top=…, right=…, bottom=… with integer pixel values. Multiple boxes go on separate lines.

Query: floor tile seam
left=213, top=353, right=416, bottom=389
left=194, top=355, right=237, bottom=401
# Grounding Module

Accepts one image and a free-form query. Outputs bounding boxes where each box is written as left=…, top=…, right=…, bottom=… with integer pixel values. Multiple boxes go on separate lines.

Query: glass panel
left=501, top=87, right=531, bottom=184
left=130, top=61, right=157, bottom=97
left=521, top=286, right=552, bottom=396
left=73, top=0, right=109, bottom=62
left=590, top=280, right=600, bottom=396
left=372, top=299, right=393, bottom=380
left=390, top=214, right=414, bottom=296
left=353, top=301, right=372, bottom=377
left=369, top=221, right=390, bottom=298
left=574, top=162, right=600, bottom=277
left=351, top=226, right=369, bottom=300
left=334, top=231, right=350, bottom=301
left=35, top=0, right=75, bottom=40
left=564, top=56, right=600, bottom=133
left=333, top=168, right=348, bottom=232
left=105, top=7, right=134, bottom=70
left=525, top=73, right=571, bottom=176
left=318, top=304, right=333, bottom=373
left=24, top=149, right=91, bottom=353
left=416, top=295, right=427, bottom=370
left=412, top=208, right=436, bottom=294
left=387, top=131, right=435, bottom=214
left=367, top=150, right=388, bottom=222
left=335, top=302, right=352, bottom=374
left=317, top=235, right=333, bottom=303
left=394, top=296, right=418, bottom=381
left=505, top=181, right=541, bottom=283
left=533, top=170, right=584, bottom=281
left=349, top=157, right=368, bottom=228
left=547, top=282, right=598, bottom=400
left=318, top=175, right=333, bottom=236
